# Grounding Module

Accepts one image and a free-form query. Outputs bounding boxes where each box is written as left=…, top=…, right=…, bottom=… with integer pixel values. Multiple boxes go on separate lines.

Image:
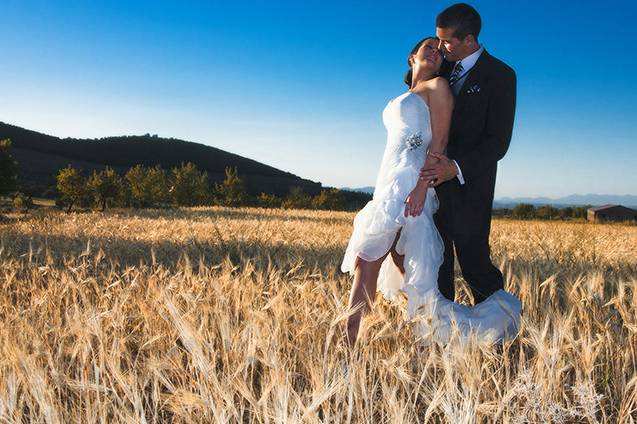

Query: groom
left=420, top=3, right=517, bottom=303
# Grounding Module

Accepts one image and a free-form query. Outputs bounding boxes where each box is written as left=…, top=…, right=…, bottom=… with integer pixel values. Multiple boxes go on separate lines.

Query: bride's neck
left=410, top=65, right=436, bottom=89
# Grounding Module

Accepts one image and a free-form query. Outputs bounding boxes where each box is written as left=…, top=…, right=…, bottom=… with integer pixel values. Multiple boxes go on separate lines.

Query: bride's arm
left=404, top=79, right=454, bottom=217
left=423, top=77, right=454, bottom=164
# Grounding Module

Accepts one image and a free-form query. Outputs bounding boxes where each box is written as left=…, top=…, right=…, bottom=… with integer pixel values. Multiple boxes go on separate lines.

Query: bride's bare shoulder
left=427, top=76, right=451, bottom=93
left=424, top=76, right=453, bottom=104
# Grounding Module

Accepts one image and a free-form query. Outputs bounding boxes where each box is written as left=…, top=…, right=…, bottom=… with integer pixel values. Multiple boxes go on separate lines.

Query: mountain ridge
left=0, top=121, right=323, bottom=198
left=342, top=187, right=637, bottom=208
left=496, top=194, right=637, bottom=208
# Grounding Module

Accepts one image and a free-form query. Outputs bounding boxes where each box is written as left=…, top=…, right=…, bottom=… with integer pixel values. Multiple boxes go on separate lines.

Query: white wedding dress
left=341, top=91, right=522, bottom=345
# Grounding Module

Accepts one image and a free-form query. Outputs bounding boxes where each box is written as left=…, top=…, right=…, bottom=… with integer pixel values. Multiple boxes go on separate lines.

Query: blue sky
left=1, top=0, right=635, bottom=198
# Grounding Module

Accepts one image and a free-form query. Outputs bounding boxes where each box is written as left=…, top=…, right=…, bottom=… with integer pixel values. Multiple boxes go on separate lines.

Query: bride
left=341, top=37, right=521, bottom=347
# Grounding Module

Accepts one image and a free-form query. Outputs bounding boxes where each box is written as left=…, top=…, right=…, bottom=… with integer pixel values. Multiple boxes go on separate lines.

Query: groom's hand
left=419, top=153, right=458, bottom=186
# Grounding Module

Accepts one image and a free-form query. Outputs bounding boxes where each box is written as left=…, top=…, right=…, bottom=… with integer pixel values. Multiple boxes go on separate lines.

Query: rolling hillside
left=0, top=122, right=322, bottom=198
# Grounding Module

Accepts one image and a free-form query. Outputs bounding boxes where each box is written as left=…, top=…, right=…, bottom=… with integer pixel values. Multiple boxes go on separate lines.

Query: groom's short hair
left=436, top=3, right=481, bottom=40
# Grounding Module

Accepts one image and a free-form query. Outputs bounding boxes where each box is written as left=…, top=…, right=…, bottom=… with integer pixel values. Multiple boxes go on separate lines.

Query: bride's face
left=411, top=38, right=443, bottom=73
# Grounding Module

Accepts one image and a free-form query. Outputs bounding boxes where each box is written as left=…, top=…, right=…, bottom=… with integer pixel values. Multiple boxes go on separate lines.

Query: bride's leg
left=346, top=231, right=402, bottom=347
left=346, top=255, right=386, bottom=347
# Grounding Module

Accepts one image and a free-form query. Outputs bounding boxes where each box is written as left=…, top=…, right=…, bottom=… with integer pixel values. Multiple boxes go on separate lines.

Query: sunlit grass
left=1, top=206, right=636, bottom=422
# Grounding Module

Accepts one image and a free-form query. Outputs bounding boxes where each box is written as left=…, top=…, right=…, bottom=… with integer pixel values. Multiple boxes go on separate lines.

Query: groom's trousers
left=434, top=215, right=504, bottom=304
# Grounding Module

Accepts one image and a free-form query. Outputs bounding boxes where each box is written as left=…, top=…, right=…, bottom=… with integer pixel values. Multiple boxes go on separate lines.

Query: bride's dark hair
left=404, top=36, right=437, bottom=87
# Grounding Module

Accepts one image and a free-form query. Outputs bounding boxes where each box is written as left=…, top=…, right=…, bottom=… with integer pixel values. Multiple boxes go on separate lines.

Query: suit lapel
left=454, top=49, right=490, bottom=101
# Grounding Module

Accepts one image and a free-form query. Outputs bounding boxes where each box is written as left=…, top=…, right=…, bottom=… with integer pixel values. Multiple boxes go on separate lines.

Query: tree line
left=493, top=203, right=590, bottom=220
left=54, top=163, right=348, bottom=212
left=1, top=138, right=349, bottom=212
left=0, top=138, right=595, bottom=219
left=0, top=122, right=323, bottom=198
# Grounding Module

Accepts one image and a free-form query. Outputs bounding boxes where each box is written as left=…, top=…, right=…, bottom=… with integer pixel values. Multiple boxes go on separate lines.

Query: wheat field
left=0, top=206, right=636, bottom=423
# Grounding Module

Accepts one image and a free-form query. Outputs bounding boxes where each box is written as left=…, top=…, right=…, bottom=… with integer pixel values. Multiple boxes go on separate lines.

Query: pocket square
left=465, top=84, right=481, bottom=94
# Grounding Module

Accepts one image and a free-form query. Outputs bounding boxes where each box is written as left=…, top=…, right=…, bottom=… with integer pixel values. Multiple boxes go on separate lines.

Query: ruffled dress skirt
left=340, top=164, right=522, bottom=345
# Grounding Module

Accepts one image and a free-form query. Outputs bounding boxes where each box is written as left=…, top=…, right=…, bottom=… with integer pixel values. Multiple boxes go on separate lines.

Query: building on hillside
left=587, top=204, right=637, bottom=222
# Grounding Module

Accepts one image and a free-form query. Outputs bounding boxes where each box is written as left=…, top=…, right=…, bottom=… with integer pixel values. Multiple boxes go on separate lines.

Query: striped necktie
left=448, top=61, right=464, bottom=86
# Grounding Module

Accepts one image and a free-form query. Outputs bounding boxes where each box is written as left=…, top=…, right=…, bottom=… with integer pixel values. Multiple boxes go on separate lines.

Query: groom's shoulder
left=483, top=51, right=515, bottom=79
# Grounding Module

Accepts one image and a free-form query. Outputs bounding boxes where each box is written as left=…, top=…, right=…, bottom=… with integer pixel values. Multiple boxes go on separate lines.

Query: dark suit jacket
left=436, top=50, right=517, bottom=236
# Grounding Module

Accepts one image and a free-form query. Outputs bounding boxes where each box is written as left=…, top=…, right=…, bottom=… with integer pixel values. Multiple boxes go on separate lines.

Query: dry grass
left=0, top=206, right=636, bottom=423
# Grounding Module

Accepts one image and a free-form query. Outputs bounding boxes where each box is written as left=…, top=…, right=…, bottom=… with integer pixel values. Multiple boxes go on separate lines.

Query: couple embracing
left=341, top=3, right=522, bottom=346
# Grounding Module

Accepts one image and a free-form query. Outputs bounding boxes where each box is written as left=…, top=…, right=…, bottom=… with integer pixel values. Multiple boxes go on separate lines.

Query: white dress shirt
left=450, top=45, right=484, bottom=185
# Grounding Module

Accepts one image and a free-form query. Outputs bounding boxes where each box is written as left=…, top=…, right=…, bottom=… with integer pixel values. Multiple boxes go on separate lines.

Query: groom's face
left=436, top=26, right=469, bottom=62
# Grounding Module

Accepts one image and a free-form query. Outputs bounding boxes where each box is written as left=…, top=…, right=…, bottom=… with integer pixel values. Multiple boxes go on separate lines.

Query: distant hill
left=340, top=186, right=637, bottom=209
left=496, top=194, right=637, bottom=209
left=0, top=122, right=322, bottom=198
left=341, top=186, right=375, bottom=194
